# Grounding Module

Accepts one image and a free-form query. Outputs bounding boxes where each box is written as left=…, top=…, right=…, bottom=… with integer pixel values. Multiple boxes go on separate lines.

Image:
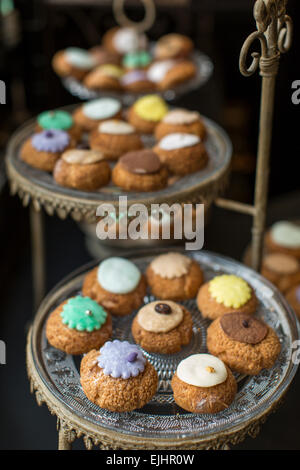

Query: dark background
left=0, top=0, right=300, bottom=450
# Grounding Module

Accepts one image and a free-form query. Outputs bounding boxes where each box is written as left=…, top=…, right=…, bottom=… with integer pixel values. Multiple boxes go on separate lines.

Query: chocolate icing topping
left=220, top=312, right=268, bottom=344
left=120, top=149, right=161, bottom=174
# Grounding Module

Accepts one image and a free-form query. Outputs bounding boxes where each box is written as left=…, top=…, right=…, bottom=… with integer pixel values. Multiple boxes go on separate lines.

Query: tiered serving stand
left=6, top=0, right=298, bottom=450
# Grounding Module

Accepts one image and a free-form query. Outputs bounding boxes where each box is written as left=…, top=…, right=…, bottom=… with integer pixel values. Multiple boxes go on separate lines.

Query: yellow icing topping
left=99, top=64, right=124, bottom=78
left=208, top=275, right=251, bottom=308
left=134, top=95, right=168, bottom=122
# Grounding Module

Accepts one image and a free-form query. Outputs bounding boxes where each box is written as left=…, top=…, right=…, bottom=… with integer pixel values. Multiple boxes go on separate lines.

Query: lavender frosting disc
left=31, top=130, right=70, bottom=153
left=97, top=340, right=146, bottom=379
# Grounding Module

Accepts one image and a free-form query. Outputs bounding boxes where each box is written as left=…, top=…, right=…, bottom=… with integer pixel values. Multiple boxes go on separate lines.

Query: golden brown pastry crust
left=52, top=50, right=89, bottom=81
left=146, top=260, right=203, bottom=301
left=46, top=301, right=112, bottom=355
left=127, top=106, right=160, bottom=134
left=123, top=79, right=155, bottom=93
left=159, top=61, right=196, bottom=90
left=265, top=231, right=300, bottom=259
left=131, top=305, right=193, bottom=354
left=206, top=316, right=281, bottom=375
left=112, top=162, right=168, bottom=192
left=154, top=141, right=208, bottom=176
left=73, top=106, right=123, bottom=132
left=20, top=138, right=74, bottom=172
left=83, top=70, right=122, bottom=91
left=102, top=27, right=122, bottom=55
left=155, top=34, right=194, bottom=60
left=197, top=281, right=258, bottom=320
left=155, top=119, right=206, bottom=141
left=286, top=285, right=300, bottom=319
left=82, top=267, right=147, bottom=316
left=171, top=365, right=237, bottom=413
left=89, top=129, right=143, bottom=161
left=80, top=349, right=158, bottom=412
left=53, top=158, right=111, bottom=191
left=261, top=259, right=300, bottom=294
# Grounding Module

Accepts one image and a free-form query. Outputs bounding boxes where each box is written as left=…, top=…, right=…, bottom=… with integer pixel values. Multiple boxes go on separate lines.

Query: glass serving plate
left=61, top=51, right=214, bottom=105
left=30, top=250, right=299, bottom=441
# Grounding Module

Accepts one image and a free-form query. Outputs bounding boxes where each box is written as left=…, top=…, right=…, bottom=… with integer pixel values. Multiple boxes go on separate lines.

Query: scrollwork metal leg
left=30, top=205, right=46, bottom=310
left=239, top=0, right=293, bottom=272
left=58, top=427, right=72, bottom=450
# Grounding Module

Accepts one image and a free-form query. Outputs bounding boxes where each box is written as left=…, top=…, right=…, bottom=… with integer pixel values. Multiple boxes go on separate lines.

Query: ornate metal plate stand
left=61, top=51, right=214, bottom=105
left=27, top=250, right=299, bottom=450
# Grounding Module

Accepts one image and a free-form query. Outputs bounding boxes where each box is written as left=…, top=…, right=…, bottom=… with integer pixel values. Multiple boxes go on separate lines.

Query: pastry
left=197, top=274, right=258, bottom=320
left=265, top=221, right=300, bottom=259
left=82, top=257, right=147, bottom=316
left=80, top=340, right=158, bottom=412
left=83, top=64, right=124, bottom=91
left=122, top=50, right=152, bottom=70
left=52, top=47, right=97, bottom=80
left=155, top=109, right=206, bottom=141
left=88, top=46, right=121, bottom=66
left=46, top=296, right=112, bottom=355
left=103, top=27, right=148, bottom=55
left=286, top=284, right=300, bottom=319
left=158, top=60, right=196, bottom=90
left=128, top=95, right=168, bottom=134
left=131, top=300, right=193, bottom=354
left=121, top=70, right=155, bottom=93
left=112, top=149, right=168, bottom=192
left=53, top=148, right=111, bottom=191
left=146, top=252, right=203, bottom=300
left=20, top=129, right=73, bottom=172
left=154, top=133, right=208, bottom=176
left=36, top=110, right=82, bottom=142
left=89, top=119, right=143, bottom=160
left=261, top=253, right=300, bottom=293
left=206, top=313, right=281, bottom=375
left=154, top=34, right=194, bottom=60
left=73, top=98, right=122, bottom=132
left=171, top=354, right=237, bottom=413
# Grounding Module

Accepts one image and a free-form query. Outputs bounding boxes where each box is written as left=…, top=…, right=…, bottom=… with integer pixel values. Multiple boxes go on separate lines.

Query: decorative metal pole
left=239, top=0, right=293, bottom=271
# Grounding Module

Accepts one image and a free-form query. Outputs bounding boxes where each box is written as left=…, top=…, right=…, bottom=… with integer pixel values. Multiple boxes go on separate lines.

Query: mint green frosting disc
left=65, top=47, right=96, bottom=69
left=82, top=98, right=121, bottom=120
left=97, top=257, right=141, bottom=294
left=61, top=296, right=107, bottom=332
left=123, top=51, right=152, bottom=69
left=37, top=110, right=73, bottom=131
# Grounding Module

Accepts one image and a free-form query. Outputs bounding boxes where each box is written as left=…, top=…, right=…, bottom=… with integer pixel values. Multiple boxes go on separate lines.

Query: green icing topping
left=61, top=296, right=107, bottom=332
left=38, top=110, right=73, bottom=131
left=123, top=51, right=151, bottom=69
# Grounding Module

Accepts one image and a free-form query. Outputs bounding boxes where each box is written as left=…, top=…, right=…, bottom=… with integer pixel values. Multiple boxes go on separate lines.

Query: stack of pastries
left=46, top=252, right=281, bottom=414
left=20, top=95, right=209, bottom=192
left=52, top=28, right=198, bottom=94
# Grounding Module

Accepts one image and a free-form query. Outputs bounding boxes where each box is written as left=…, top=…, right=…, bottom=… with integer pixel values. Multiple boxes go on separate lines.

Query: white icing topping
left=62, top=149, right=104, bottom=165
left=159, top=133, right=200, bottom=151
left=150, top=252, right=192, bottom=279
left=113, top=28, right=147, bottom=54
left=137, top=301, right=183, bottom=333
left=65, top=48, right=96, bottom=69
left=82, top=98, right=121, bottom=120
left=163, top=109, right=200, bottom=125
left=98, top=120, right=135, bottom=135
left=147, top=60, right=175, bottom=83
left=177, top=354, right=228, bottom=388
left=97, top=257, right=141, bottom=294
left=271, top=221, right=300, bottom=248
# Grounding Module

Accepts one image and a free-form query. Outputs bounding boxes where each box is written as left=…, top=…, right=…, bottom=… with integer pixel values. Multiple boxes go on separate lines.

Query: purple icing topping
left=121, top=70, right=148, bottom=86
left=296, top=286, right=300, bottom=303
left=97, top=340, right=146, bottom=379
left=31, top=129, right=70, bottom=153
